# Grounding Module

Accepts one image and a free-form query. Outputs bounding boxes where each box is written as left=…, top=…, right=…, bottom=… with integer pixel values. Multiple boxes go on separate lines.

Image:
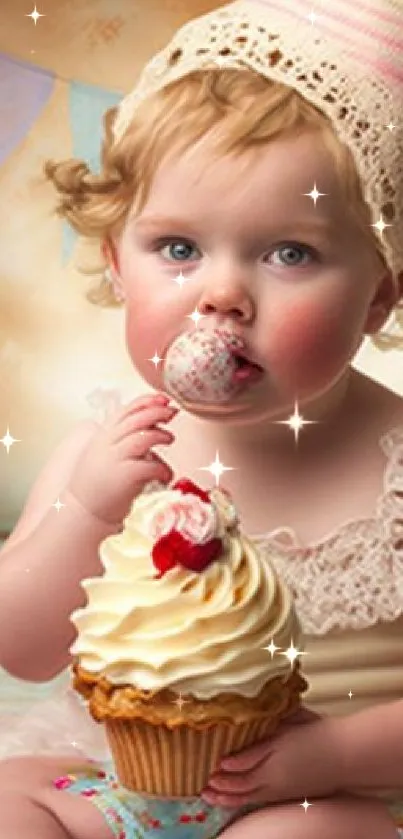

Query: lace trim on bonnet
left=86, top=389, right=403, bottom=636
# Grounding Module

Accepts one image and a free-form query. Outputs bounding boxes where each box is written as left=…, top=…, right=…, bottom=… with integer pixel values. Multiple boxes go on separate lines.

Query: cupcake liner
left=105, top=685, right=301, bottom=796
left=72, top=660, right=306, bottom=796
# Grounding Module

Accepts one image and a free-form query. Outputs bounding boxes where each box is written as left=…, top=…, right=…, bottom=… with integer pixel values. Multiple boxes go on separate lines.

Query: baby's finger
left=115, top=405, right=179, bottom=442
left=104, top=393, right=169, bottom=427
left=219, top=738, right=272, bottom=773
left=205, top=771, right=259, bottom=795
left=138, top=452, right=174, bottom=483
left=122, top=393, right=170, bottom=415
left=118, top=428, right=175, bottom=459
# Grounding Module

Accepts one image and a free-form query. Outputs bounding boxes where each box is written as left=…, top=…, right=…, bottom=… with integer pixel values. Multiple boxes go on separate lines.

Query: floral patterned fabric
left=55, top=758, right=257, bottom=838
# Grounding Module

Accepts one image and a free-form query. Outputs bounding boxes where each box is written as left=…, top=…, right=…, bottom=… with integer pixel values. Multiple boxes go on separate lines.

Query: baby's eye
left=268, top=244, right=314, bottom=267
left=154, top=238, right=315, bottom=267
left=158, top=239, right=200, bottom=262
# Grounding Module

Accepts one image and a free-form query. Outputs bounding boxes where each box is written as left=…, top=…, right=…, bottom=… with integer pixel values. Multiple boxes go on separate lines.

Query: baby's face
left=114, top=129, right=386, bottom=421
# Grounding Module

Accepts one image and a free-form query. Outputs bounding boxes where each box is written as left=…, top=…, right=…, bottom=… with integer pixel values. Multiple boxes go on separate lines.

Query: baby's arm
left=339, top=698, right=403, bottom=792
left=0, top=393, right=177, bottom=683
left=0, top=420, right=119, bottom=682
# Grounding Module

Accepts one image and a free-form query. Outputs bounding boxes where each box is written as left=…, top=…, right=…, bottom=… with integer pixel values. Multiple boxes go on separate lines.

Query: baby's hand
left=67, top=393, right=178, bottom=526
left=201, top=709, right=344, bottom=809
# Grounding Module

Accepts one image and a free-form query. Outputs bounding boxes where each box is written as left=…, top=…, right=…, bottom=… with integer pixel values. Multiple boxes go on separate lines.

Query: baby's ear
left=102, top=237, right=126, bottom=302
left=364, top=269, right=400, bottom=335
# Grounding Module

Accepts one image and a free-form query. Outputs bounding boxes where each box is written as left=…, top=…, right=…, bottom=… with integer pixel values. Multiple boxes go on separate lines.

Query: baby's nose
left=198, top=277, right=254, bottom=322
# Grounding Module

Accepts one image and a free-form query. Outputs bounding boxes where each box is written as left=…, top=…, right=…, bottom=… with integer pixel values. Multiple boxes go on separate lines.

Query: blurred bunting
left=0, top=53, right=121, bottom=265
left=64, top=82, right=120, bottom=263
left=0, top=53, right=54, bottom=166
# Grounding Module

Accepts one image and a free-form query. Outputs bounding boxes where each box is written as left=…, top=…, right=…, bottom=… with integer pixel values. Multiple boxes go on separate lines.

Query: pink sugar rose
left=150, top=495, right=217, bottom=545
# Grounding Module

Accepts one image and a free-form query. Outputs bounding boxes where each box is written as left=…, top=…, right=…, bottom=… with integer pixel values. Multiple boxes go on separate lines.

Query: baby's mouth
left=231, top=353, right=264, bottom=382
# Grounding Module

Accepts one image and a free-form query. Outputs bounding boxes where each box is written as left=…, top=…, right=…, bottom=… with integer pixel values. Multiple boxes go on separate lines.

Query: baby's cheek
left=125, top=295, right=186, bottom=388
left=268, top=301, right=353, bottom=387
left=124, top=306, right=161, bottom=379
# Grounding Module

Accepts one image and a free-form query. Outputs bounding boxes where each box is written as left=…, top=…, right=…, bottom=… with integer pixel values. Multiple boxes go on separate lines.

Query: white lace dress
left=0, top=389, right=402, bottom=815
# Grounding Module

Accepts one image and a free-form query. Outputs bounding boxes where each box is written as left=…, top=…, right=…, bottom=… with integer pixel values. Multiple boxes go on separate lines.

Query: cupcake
left=70, top=478, right=307, bottom=796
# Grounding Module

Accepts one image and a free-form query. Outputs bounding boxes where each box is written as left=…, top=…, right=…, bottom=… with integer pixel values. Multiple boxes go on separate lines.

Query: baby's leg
left=219, top=795, right=398, bottom=839
left=0, top=756, right=114, bottom=839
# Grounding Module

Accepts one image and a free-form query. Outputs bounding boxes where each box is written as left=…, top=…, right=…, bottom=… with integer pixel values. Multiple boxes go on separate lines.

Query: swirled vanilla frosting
left=70, top=481, right=303, bottom=699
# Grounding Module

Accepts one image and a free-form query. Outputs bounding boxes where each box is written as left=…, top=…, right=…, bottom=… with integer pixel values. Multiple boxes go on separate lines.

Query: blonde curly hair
left=44, top=66, right=402, bottom=348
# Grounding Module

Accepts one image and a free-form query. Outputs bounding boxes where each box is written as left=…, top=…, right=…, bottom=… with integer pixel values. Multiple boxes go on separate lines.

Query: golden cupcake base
left=105, top=708, right=289, bottom=797
left=72, top=662, right=307, bottom=796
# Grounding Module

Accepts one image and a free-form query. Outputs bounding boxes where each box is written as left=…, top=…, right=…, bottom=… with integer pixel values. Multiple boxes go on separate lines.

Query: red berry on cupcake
left=172, top=478, right=210, bottom=504
left=152, top=530, right=222, bottom=575
left=151, top=478, right=225, bottom=576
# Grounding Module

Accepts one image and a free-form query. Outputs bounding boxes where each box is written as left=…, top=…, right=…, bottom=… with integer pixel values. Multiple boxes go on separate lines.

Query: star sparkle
left=371, top=215, right=392, bottom=238
left=281, top=641, right=307, bottom=666
left=148, top=352, right=163, bottom=368
left=26, top=5, right=45, bottom=25
left=187, top=308, right=205, bottom=327
left=307, top=10, right=320, bottom=24
left=172, top=271, right=189, bottom=289
left=53, top=498, right=66, bottom=513
left=0, top=428, right=20, bottom=454
left=348, top=690, right=353, bottom=699
left=303, top=183, right=327, bottom=206
left=263, top=639, right=280, bottom=658
left=274, top=401, right=318, bottom=444
left=301, top=798, right=312, bottom=812
left=200, top=451, right=234, bottom=486
left=386, top=122, right=396, bottom=132
left=173, top=692, right=190, bottom=711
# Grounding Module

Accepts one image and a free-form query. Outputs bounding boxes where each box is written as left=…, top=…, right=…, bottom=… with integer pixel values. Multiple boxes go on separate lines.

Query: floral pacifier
left=163, top=327, right=262, bottom=405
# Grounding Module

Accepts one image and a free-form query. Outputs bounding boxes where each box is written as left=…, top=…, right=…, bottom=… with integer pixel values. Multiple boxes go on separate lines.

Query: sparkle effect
left=281, top=641, right=307, bottom=666
left=386, top=122, right=396, bottom=132
left=263, top=639, right=280, bottom=658
left=274, top=401, right=318, bottom=443
left=53, top=498, right=66, bottom=513
left=26, top=5, right=45, bottom=24
left=200, top=452, right=234, bottom=486
left=173, top=692, right=190, bottom=711
left=372, top=214, right=392, bottom=238
left=187, top=308, right=205, bottom=327
left=148, top=352, right=163, bottom=368
left=307, top=10, right=320, bottom=25
left=264, top=639, right=307, bottom=666
left=301, top=798, right=313, bottom=812
left=303, top=183, right=327, bottom=206
left=0, top=428, right=20, bottom=454
left=348, top=691, right=353, bottom=699
left=172, top=271, right=189, bottom=289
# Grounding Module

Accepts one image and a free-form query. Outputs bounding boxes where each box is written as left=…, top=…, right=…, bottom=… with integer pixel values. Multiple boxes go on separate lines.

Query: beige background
left=0, top=0, right=401, bottom=539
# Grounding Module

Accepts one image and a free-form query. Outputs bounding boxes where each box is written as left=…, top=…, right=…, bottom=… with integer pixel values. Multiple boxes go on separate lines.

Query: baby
left=0, top=0, right=403, bottom=837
